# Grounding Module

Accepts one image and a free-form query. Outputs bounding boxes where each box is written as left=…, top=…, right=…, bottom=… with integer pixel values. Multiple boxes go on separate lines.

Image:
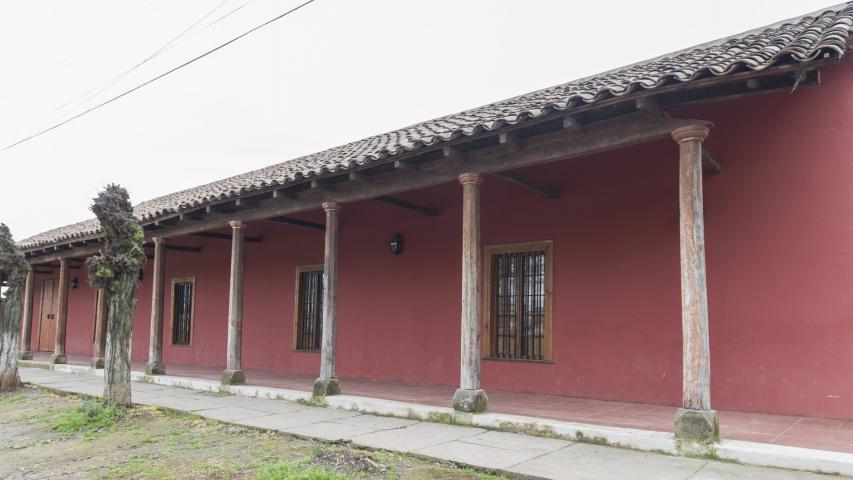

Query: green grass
left=50, top=400, right=124, bottom=434
left=254, top=461, right=346, bottom=480
left=0, top=392, right=27, bottom=406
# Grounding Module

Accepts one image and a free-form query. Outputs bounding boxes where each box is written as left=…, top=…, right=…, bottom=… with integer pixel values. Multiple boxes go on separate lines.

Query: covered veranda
left=26, top=351, right=853, bottom=455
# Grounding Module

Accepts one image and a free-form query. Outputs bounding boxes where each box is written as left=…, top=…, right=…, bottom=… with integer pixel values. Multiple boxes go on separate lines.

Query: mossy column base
left=675, top=408, right=719, bottom=450
left=144, top=362, right=165, bottom=375
left=453, top=388, right=488, bottom=413
left=49, top=354, right=67, bottom=365
left=92, top=357, right=105, bottom=369
left=18, top=351, right=33, bottom=360
left=221, top=369, right=246, bottom=385
left=313, top=378, right=341, bottom=397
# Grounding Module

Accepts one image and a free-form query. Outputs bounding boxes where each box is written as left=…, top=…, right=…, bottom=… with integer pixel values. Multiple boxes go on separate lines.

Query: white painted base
left=20, top=359, right=853, bottom=476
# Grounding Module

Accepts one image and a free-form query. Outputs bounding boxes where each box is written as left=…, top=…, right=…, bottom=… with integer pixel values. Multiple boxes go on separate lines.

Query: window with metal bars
left=487, top=244, right=551, bottom=361
left=295, top=268, right=323, bottom=352
left=171, top=279, right=194, bottom=346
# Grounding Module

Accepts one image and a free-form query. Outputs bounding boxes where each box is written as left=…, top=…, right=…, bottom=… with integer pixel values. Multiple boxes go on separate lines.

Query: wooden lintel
left=374, top=195, right=440, bottom=216
left=190, top=232, right=262, bottom=243
left=266, top=216, right=325, bottom=231
left=493, top=171, right=560, bottom=199
left=702, top=149, right=722, bottom=174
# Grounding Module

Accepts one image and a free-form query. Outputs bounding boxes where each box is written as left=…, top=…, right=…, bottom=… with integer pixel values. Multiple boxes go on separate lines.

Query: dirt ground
left=0, top=386, right=507, bottom=480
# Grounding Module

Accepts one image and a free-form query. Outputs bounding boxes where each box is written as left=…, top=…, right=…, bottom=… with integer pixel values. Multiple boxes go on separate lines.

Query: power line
left=0, top=0, right=236, bottom=141
left=2, top=0, right=315, bottom=152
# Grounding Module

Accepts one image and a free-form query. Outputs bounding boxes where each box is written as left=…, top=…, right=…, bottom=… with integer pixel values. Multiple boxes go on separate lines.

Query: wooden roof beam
left=702, top=149, right=722, bottom=174
left=189, top=232, right=262, bottom=243
left=562, top=116, right=583, bottom=132
left=143, top=242, right=202, bottom=253
left=266, top=216, right=325, bottom=231
left=374, top=196, right=439, bottom=216
left=493, top=171, right=560, bottom=199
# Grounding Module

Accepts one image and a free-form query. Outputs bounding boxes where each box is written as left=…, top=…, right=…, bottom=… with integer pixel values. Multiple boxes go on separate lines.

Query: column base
left=453, top=388, right=488, bottom=413
left=18, top=351, right=33, bottom=360
left=49, top=354, right=67, bottom=365
left=312, top=378, right=341, bottom=397
left=91, top=357, right=105, bottom=369
left=144, top=362, right=165, bottom=375
left=221, top=369, right=245, bottom=385
left=675, top=408, right=719, bottom=453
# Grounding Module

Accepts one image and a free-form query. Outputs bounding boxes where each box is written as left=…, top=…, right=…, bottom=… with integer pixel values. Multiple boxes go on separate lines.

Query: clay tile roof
left=18, top=2, right=853, bottom=250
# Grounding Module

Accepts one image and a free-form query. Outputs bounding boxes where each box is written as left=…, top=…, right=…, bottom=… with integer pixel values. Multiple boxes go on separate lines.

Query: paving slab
left=236, top=407, right=360, bottom=431
left=195, top=406, right=275, bottom=423
left=207, top=394, right=303, bottom=413
left=351, top=422, right=486, bottom=452
left=689, top=461, right=831, bottom=479
left=506, top=443, right=704, bottom=480
left=281, top=420, right=384, bottom=441
left=459, top=430, right=570, bottom=456
left=142, top=395, right=230, bottom=412
left=333, top=414, right=419, bottom=430
left=416, top=439, right=546, bottom=470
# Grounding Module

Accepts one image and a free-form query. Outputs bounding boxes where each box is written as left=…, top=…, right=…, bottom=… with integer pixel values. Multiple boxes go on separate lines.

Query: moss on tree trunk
left=103, top=273, right=137, bottom=405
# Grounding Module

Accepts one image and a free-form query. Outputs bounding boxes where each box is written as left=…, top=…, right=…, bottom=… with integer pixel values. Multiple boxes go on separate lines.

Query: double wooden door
left=37, top=278, right=58, bottom=352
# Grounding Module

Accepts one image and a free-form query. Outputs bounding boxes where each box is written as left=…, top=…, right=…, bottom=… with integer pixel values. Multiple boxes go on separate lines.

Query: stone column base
left=18, top=351, right=33, bottom=360
left=144, top=362, right=165, bottom=375
left=221, top=369, right=246, bottom=385
left=675, top=408, right=719, bottom=454
left=91, top=357, right=105, bottom=369
left=453, top=388, right=488, bottom=413
left=312, top=378, right=341, bottom=397
left=49, top=354, right=67, bottom=365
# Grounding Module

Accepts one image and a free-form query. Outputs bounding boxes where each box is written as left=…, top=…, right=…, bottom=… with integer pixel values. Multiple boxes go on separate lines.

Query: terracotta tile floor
left=30, top=352, right=853, bottom=454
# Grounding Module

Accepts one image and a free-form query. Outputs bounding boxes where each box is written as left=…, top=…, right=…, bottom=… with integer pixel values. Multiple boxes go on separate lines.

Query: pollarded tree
left=86, top=185, right=146, bottom=407
left=0, top=223, right=30, bottom=391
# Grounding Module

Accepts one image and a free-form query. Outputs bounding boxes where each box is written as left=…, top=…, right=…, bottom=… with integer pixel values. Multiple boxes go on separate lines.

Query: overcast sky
left=0, top=0, right=836, bottom=240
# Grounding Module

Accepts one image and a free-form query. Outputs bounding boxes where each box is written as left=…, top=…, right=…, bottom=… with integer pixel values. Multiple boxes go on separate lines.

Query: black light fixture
left=70, top=277, right=79, bottom=289
left=389, top=234, right=404, bottom=256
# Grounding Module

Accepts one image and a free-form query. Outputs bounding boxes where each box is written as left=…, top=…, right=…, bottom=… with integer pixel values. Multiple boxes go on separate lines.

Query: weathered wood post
left=0, top=223, right=30, bottom=391
left=86, top=184, right=146, bottom=407
left=50, top=258, right=69, bottom=364
left=91, top=288, right=107, bottom=368
left=18, top=270, right=34, bottom=360
left=145, top=237, right=167, bottom=375
left=453, top=173, right=488, bottom=413
left=313, top=201, right=341, bottom=397
left=672, top=124, right=718, bottom=448
left=222, top=221, right=246, bottom=385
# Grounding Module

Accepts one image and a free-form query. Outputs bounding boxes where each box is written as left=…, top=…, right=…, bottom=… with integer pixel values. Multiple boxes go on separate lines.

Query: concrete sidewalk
left=18, top=367, right=841, bottom=480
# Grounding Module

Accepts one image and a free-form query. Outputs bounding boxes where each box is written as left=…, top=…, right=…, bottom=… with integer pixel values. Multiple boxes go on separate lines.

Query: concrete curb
left=19, top=361, right=852, bottom=476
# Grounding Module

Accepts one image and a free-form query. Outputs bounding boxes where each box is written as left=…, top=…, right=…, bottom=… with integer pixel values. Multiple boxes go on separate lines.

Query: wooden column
left=50, top=258, right=69, bottom=364
left=91, top=288, right=107, bottom=368
left=313, top=201, right=341, bottom=397
left=672, top=124, right=718, bottom=445
left=452, top=173, right=488, bottom=413
left=18, top=270, right=34, bottom=360
left=222, top=221, right=246, bottom=385
left=145, top=238, right=167, bottom=375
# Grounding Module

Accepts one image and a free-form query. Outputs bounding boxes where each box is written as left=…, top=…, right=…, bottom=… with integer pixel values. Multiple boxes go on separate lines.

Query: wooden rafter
left=493, top=171, right=560, bottom=199
left=374, top=196, right=439, bottom=216
left=142, top=243, right=202, bottom=253
left=266, top=216, right=325, bottom=231
left=190, top=232, right=263, bottom=243
left=702, top=149, right=722, bottom=174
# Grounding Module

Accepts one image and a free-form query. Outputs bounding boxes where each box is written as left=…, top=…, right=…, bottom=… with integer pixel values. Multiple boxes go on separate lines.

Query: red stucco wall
left=29, top=58, right=853, bottom=420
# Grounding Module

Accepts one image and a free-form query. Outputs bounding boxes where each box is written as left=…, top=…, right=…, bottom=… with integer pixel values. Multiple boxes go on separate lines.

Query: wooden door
left=37, top=278, right=58, bottom=352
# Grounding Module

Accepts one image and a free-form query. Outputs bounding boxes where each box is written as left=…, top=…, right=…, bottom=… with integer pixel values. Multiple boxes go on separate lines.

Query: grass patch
left=254, top=461, right=345, bottom=480
left=50, top=399, right=124, bottom=434
left=0, top=392, right=27, bottom=406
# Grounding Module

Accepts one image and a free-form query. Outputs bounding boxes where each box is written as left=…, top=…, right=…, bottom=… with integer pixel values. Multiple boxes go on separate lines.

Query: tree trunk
left=103, top=273, right=137, bottom=406
left=0, top=285, right=23, bottom=391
